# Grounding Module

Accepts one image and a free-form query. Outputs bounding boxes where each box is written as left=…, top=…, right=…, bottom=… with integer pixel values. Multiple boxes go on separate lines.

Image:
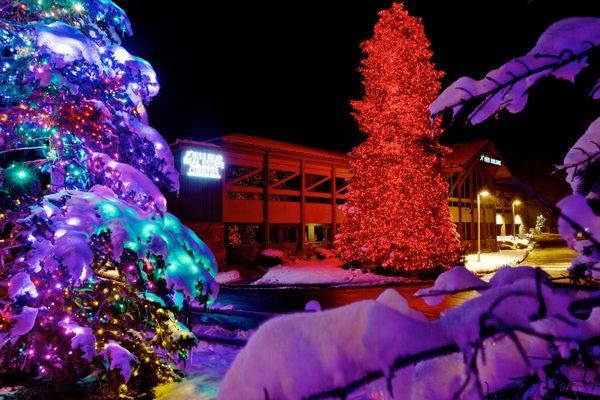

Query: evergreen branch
left=433, top=46, right=597, bottom=122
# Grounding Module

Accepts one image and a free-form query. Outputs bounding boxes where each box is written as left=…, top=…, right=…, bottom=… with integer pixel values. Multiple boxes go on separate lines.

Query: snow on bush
left=260, top=249, right=286, bottom=259
left=315, top=247, right=335, bottom=260
left=415, top=266, right=489, bottom=305
left=21, top=186, right=218, bottom=304
left=259, top=248, right=286, bottom=267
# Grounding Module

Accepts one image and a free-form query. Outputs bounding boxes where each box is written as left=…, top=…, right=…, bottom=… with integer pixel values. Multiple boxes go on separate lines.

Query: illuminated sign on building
left=182, top=150, right=225, bottom=179
left=480, top=154, right=502, bottom=166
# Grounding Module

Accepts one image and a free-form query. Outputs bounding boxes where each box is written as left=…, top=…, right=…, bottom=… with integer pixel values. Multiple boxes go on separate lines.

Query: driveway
left=520, top=246, right=578, bottom=278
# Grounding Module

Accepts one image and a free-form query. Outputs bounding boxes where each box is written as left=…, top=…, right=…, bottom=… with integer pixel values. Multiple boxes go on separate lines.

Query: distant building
left=169, top=134, right=527, bottom=267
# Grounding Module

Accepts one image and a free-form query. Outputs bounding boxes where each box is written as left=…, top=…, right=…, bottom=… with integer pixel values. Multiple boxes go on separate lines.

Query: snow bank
left=154, top=325, right=249, bottom=400
left=464, top=249, right=528, bottom=273
left=260, top=249, right=286, bottom=259
left=253, top=258, right=411, bottom=286
left=219, top=289, right=441, bottom=399
left=219, top=267, right=600, bottom=399
left=216, top=270, right=241, bottom=284
left=497, top=235, right=530, bottom=248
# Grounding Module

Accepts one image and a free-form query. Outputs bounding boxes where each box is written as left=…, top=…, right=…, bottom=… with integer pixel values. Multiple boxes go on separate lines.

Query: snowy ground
left=155, top=326, right=248, bottom=400
left=464, top=249, right=529, bottom=273
left=252, top=258, right=414, bottom=287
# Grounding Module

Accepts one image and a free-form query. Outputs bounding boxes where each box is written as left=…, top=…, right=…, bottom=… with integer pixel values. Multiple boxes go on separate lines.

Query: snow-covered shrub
left=259, top=249, right=286, bottom=268
left=315, top=247, right=335, bottom=260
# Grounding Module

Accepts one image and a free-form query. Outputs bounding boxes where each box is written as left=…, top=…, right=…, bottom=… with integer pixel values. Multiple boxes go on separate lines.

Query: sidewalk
left=464, top=249, right=529, bottom=274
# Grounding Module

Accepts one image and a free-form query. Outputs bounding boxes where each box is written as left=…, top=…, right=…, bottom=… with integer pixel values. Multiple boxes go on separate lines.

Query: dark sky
left=121, top=0, right=600, bottom=202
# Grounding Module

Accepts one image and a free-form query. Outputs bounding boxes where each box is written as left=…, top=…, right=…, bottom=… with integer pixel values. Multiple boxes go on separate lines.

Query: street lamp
left=477, top=190, right=490, bottom=262
left=512, top=200, right=521, bottom=237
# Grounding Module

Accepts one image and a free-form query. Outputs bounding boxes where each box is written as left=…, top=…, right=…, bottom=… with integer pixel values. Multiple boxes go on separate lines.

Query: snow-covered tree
left=0, top=1, right=218, bottom=398
left=218, top=16, right=600, bottom=400
left=336, top=2, right=462, bottom=272
left=535, top=214, right=547, bottom=233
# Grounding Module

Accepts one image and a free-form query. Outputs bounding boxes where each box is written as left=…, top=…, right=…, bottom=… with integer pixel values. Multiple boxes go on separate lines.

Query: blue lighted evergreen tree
left=0, top=1, right=218, bottom=397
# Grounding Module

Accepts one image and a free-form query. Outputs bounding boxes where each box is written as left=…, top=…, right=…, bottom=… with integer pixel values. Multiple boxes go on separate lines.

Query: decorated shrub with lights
left=0, top=1, right=218, bottom=398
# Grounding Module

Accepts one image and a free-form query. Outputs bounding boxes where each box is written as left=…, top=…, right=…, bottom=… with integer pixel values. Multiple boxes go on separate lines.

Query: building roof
left=204, top=133, right=350, bottom=162
left=175, top=134, right=511, bottom=177
left=443, top=139, right=489, bottom=168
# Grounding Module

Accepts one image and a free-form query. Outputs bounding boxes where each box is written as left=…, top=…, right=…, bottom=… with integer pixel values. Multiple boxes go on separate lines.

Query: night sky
left=121, top=0, right=600, bottom=203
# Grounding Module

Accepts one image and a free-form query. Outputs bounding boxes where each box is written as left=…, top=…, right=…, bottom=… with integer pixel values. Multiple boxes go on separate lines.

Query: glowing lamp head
left=513, top=200, right=521, bottom=206
left=479, top=190, right=490, bottom=197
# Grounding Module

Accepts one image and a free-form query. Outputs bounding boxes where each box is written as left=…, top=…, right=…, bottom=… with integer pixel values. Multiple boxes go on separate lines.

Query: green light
left=4, top=164, right=35, bottom=188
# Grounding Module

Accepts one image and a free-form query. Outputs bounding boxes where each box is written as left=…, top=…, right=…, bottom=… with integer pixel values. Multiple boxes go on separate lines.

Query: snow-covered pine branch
left=560, top=117, right=600, bottom=196
left=429, top=18, right=600, bottom=124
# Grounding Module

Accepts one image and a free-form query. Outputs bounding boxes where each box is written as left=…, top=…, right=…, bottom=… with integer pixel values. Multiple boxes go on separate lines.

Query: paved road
left=520, top=246, right=577, bottom=279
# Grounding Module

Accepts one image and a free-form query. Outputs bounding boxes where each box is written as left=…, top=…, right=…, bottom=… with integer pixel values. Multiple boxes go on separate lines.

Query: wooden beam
left=269, top=171, right=300, bottom=189
left=305, top=175, right=331, bottom=192
left=227, top=167, right=262, bottom=186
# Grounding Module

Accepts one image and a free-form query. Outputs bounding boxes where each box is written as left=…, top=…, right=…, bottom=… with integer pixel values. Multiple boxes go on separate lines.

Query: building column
left=331, top=164, right=337, bottom=243
left=299, top=159, right=306, bottom=251
left=262, top=151, right=270, bottom=248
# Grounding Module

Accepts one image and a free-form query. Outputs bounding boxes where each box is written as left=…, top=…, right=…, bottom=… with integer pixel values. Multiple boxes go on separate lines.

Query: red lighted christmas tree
left=336, top=2, right=462, bottom=272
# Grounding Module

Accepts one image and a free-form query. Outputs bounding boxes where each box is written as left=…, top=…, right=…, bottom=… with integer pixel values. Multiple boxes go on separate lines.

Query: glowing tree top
left=336, top=2, right=462, bottom=271
left=0, top=1, right=218, bottom=398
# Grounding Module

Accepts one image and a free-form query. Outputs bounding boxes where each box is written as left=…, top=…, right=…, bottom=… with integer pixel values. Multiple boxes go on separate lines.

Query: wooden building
left=169, top=134, right=526, bottom=267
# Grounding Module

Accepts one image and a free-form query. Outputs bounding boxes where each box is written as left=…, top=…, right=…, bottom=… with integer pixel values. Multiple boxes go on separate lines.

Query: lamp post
left=477, top=190, right=490, bottom=262
left=512, top=200, right=521, bottom=237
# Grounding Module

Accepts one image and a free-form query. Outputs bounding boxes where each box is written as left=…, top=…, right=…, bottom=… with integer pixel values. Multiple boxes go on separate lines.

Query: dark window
left=270, top=225, right=298, bottom=243
left=335, top=177, right=349, bottom=193
left=305, top=174, right=331, bottom=193
left=305, top=197, right=332, bottom=204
